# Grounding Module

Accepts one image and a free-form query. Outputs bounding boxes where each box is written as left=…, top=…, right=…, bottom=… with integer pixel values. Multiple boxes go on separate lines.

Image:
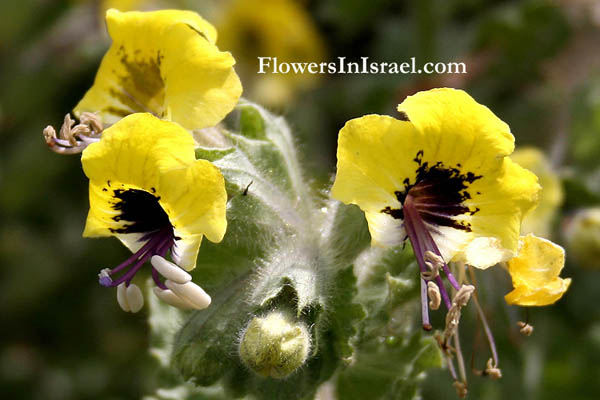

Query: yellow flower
left=332, top=88, right=539, bottom=267
left=505, top=234, right=571, bottom=306
left=217, top=0, right=325, bottom=106
left=75, top=9, right=242, bottom=131
left=511, top=147, right=563, bottom=237
left=82, top=113, right=227, bottom=311
left=331, top=88, right=540, bottom=328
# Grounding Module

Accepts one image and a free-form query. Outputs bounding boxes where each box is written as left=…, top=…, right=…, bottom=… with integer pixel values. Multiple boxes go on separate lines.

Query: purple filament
left=99, top=225, right=175, bottom=288
left=403, top=191, right=462, bottom=329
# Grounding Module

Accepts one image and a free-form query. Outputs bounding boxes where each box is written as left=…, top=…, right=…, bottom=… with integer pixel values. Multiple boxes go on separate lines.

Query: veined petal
left=463, top=157, right=540, bottom=266
left=397, top=88, right=515, bottom=171
left=331, top=114, right=420, bottom=211
left=74, top=9, right=241, bottom=130
left=159, top=161, right=228, bottom=270
left=504, top=234, right=571, bottom=306
left=81, top=113, right=227, bottom=270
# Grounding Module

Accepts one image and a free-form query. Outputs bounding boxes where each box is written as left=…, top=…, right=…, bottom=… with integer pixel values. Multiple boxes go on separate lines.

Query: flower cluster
left=331, top=88, right=571, bottom=395
left=42, top=7, right=573, bottom=398
left=43, top=9, right=240, bottom=312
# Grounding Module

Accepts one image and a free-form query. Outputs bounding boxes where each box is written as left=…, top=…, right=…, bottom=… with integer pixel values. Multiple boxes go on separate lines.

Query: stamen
left=427, top=281, right=441, bottom=310
left=434, top=275, right=452, bottom=309
left=421, top=278, right=432, bottom=331
left=453, top=323, right=468, bottom=386
left=403, top=193, right=461, bottom=293
left=452, top=381, right=468, bottom=398
left=151, top=267, right=168, bottom=290
left=468, top=266, right=500, bottom=369
left=116, top=282, right=130, bottom=312
left=152, top=287, right=195, bottom=309
left=165, top=279, right=211, bottom=310
left=126, top=283, right=144, bottom=313
left=43, top=112, right=103, bottom=155
left=100, top=226, right=174, bottom=288
left=116, top=282, right=144, bottom=313
left=422, top=251, right=443, bottom=280
left=98, top=268, right=112, bottom=287
left=151, top=255, right=192, bottom=284
left=443, top=284, right=475, bottom=344
left=517, top=321, right=534, bottom=336
left=483, top=358, right=502, bottom=380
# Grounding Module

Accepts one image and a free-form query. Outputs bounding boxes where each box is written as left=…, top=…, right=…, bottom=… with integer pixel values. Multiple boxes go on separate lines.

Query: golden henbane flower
left=82, top=113, right=227, bottom=312
left=75, top=9, right=242, bottom=131
left=331, top=88, right=571, bottom=392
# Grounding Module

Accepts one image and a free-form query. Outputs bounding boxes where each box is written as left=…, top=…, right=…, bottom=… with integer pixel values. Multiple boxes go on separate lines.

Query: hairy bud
left=239, top=311, right=311, bottom=379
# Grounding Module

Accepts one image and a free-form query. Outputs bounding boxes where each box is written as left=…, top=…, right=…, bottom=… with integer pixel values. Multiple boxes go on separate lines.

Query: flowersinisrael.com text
left=257, top=57, right=467, bottom=75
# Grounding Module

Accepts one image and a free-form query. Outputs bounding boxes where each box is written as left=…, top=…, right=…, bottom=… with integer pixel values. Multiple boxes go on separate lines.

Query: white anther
left=116, top=282, right=144, bottom=313
left=116, top=283, right=130, bottom=312
left=165, top=280, right=211, bottom=310
left=126, top=283, right=144, bottom=313
left=152, top=287, right=195, bottom=310
left=427, top=281, right=441, bottom=310
left=151, top=255, right=191, bottom=284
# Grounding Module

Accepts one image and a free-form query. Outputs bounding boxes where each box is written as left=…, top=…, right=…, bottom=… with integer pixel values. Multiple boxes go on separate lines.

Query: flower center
left=99, top=188, right=175, bottom=290
left=379, top=151, right=483, bottom=330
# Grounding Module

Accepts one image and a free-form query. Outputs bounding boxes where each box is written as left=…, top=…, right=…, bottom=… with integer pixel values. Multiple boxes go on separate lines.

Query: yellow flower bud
left=239, top=312, right=310, bottom=379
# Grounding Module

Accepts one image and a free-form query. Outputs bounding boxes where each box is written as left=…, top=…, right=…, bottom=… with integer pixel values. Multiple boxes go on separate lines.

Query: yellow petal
left=331, top=114, right=419, bottom=213
left=81, top=113, right=227, bottom=269
left=464, top=157, right=540, bottom=263
left=504, top=234, right=571, bottom=306
left=397, top=88, right=515, bottom=172
left=74, top=9, right=241, bottom=130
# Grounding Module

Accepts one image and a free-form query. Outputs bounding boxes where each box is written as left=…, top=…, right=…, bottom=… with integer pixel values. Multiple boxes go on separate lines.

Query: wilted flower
left=82, top=113, right=227, bottom=311
left=505, top=234, right=571, bottom=306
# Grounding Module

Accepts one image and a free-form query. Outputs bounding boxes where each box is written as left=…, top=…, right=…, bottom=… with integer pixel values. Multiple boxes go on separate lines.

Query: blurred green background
left=1, top=0, right=600, bottom=399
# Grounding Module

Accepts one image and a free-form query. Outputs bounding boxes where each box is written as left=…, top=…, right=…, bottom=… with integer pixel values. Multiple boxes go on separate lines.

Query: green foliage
left=145, top=101, right=440, bottom=399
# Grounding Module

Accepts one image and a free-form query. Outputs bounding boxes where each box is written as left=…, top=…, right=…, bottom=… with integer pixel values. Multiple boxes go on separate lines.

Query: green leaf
left=239, top=105, right=266, bottom=140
